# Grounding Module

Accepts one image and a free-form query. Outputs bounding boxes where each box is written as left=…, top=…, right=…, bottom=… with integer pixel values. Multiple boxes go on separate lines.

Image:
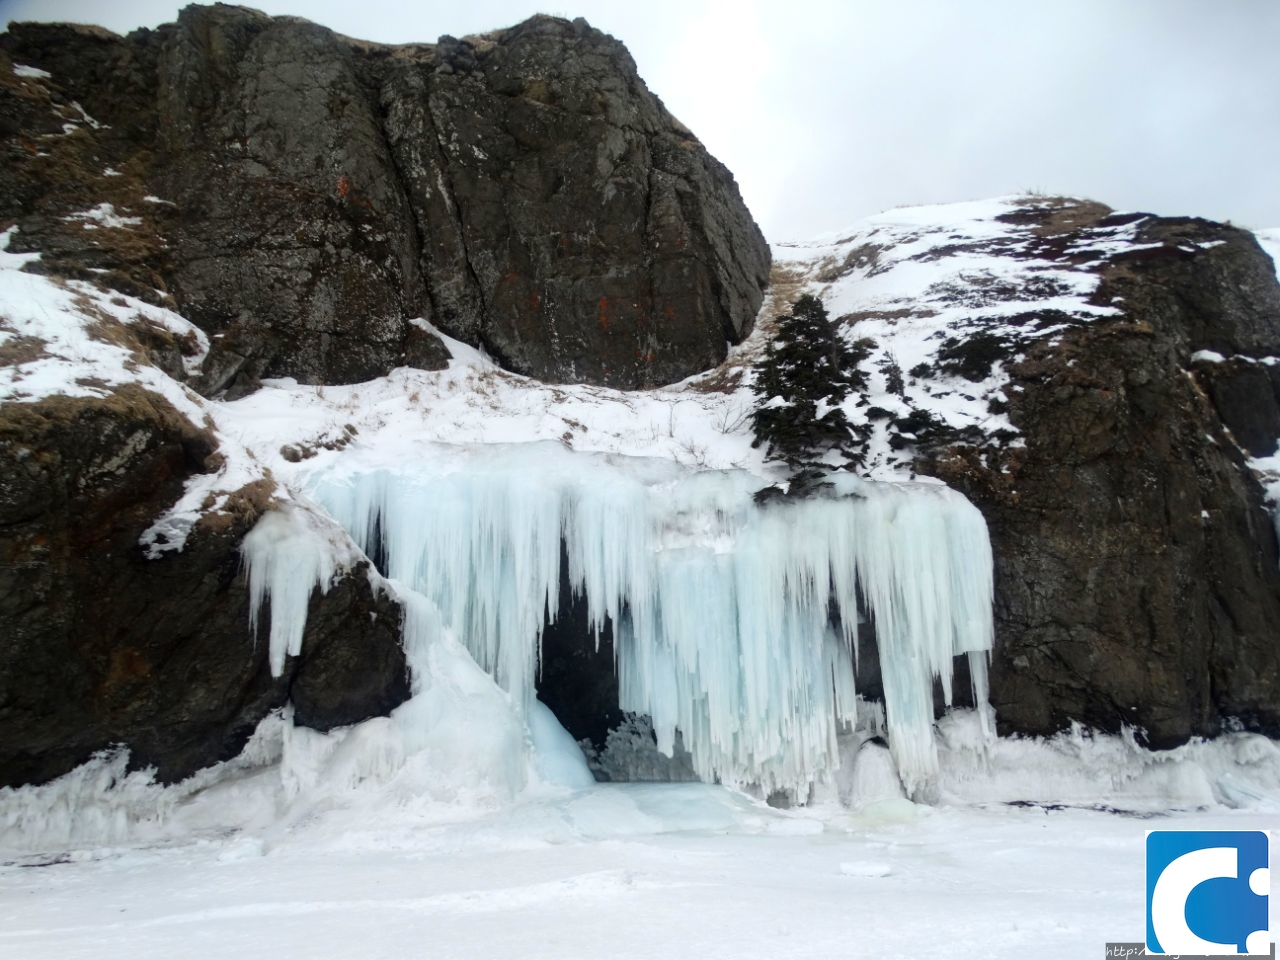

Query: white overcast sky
left=4, top=0, right=1278, bottom=240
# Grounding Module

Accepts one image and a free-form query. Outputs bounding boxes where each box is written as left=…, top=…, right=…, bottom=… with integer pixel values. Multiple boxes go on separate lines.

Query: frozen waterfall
left=241, top=444, right=996, bottom=799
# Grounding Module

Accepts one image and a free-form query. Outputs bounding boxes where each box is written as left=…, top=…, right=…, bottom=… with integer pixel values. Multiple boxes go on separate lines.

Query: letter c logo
left=1150, top=846, right=1238, bottom=954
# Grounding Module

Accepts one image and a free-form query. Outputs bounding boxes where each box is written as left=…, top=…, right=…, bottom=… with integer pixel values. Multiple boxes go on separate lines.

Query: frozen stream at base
left=1, top=783, right=1275, bottom=960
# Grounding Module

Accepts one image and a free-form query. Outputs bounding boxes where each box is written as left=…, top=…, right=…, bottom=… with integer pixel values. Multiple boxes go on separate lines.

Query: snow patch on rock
left=771, top=196, right=1142, bottom=476
left=12, top=63, right=51, bottom=79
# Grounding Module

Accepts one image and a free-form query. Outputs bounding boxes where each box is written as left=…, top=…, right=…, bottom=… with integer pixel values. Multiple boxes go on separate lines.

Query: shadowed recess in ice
left=244, top=445, right=994, bottom=798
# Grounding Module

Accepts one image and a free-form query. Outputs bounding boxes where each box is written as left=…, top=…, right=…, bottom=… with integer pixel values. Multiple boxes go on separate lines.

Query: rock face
left=2, top=9, right=1274, bottom=792
left=0, top=6, right=769, bottom=393
left=768, top=196, right=1279, bottom=752
left=0, top=5, right=766, bottom=788
left=923, top=211, right=1280, bottom=747
left=0, top=387, right=409, bottom=788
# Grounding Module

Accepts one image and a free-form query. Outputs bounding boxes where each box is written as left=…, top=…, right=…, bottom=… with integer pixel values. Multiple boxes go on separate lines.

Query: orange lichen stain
left=337, top=174, right=352, bottom=199
left=102, top=647, right=151, bottom=695
left=597, top=296, right=613, bottom=332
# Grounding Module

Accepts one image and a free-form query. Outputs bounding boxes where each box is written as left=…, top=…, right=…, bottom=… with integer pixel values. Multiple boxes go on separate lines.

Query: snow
left=68, top=101, right=104, bottom=130
left=840, top=859, right=893, bottom=877
left=0, top=226, right=270, bottom=562
left=226, top=365, right=761, bottom=477
left=773, top=196, right=1143, bottom=476
left=0, top=228, right=206, bottom=409
left=0, top=803, right=1272, bottom=960
left=12, top=63, right=50, bottom=79
left=63, top=203, right=141, bottom=229
left=0, top=718, right=1276, bottom=959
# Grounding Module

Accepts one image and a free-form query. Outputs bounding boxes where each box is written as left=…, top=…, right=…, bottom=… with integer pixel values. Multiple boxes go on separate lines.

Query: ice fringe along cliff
left=244, top=445, right=995, bottom=802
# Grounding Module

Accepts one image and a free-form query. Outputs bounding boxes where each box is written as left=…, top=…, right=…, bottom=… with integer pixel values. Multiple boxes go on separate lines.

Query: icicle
left=303, top=444, right=996, bottom=800
left=241, top=501, right=351, bottom=676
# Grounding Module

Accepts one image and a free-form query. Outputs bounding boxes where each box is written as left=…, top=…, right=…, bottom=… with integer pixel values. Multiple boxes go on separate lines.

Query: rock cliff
left=0, top=5, right=768, bottom=787
left=0, top=387, right=409, bottom=787
left=775, top=197, right=1280, bottom=749
left=964, top=212, right=1280, bottom=747
left=0, top=5, right=770, bottom=393
left=0, top=6, right=1276, bottom=794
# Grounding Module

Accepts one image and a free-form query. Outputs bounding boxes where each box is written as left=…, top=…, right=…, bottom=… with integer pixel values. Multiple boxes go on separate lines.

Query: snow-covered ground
left=2, top=707, right=1278, bottom=958
left=1, top=781, right=1276, bottom=960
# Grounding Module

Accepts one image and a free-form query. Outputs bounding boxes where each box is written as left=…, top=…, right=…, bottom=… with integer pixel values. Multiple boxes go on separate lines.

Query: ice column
left=241, top=501, right=347, bottom=676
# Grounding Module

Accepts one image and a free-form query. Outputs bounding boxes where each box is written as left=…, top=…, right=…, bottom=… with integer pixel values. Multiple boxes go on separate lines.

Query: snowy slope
left=770, top=195, right=1150, bottom=476
left=1, top=789, right=1273, bottom=960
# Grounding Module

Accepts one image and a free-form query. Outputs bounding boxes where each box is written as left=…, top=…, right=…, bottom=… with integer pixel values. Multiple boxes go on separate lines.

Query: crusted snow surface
left=0, top=227, right=209, bottom=402
left=0, top=791, right=1275, bottom=960
left=0, top=708, right=1277, bottom=960
left=771, top=195, right=1140, bottom=476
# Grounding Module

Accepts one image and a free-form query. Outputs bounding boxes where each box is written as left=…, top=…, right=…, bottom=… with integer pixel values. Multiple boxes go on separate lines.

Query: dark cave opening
left=531, top=557, right=978, bottom=785
left=534, top=544, right=624, bottom=754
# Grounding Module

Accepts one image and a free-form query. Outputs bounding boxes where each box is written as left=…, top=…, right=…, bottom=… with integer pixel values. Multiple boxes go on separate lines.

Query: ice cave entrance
left=249, top=443, right=995, bottom=800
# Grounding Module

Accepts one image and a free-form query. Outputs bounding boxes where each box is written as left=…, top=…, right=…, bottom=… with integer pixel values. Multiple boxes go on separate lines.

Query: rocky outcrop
left=922, top=210, right=1280, bottom=747
left=0, top=386, right=409, bottom=788
left=0, top=6, right=769, bottom=393
left=3, top=8, right=1272, bottom=790
left=0, top=5, right=768, bottom=789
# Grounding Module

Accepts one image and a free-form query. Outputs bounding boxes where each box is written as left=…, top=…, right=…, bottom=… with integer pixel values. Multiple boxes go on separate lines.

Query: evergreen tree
left=750, top=294, right=870, bottom=495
